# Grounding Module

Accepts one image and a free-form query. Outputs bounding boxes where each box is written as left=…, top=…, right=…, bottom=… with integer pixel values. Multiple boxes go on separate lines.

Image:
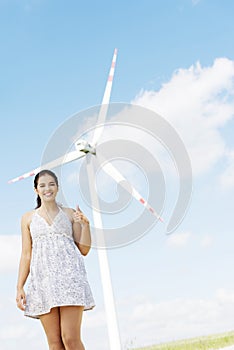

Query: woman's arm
left=16, top=212, right=32, bottom=311
left=71, top=207, right=92, bottom=256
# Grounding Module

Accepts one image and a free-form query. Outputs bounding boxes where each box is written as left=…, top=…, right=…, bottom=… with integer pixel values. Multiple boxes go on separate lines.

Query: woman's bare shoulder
left=61, top=207, right=74, bottom=219
left=21, top=210, right=35, bottom=225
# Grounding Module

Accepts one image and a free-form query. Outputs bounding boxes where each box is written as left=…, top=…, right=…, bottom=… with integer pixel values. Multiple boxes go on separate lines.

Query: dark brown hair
left=34, top=170, right=58, bottom=208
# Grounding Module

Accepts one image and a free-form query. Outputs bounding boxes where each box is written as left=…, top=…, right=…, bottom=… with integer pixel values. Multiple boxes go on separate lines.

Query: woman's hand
left=73, top=206, right=91, bottom=255
left=16, top=288, right=26, bottom=311
left=73, top=206, right=89, bottom=226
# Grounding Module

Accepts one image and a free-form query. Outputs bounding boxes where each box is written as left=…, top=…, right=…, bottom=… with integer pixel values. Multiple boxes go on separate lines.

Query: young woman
left=16, top=169, right=95, bottom=350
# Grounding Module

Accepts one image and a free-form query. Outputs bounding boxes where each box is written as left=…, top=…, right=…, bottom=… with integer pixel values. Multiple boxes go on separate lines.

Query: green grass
left=132, top=330, right=234, bottom=350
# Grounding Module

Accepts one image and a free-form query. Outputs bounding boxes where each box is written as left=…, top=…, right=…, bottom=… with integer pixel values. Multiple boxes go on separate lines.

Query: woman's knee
left=62, top=333, right=84, bottom=350
left=48, top=339, right=65, bottom=350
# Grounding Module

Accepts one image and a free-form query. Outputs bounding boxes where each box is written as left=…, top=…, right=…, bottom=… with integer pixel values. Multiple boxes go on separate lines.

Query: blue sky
left=1, top=0, right=234, bottom=349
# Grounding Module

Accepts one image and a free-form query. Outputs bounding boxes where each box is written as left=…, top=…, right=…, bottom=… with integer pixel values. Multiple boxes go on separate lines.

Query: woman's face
left=35, top=174, right=58, bottom=203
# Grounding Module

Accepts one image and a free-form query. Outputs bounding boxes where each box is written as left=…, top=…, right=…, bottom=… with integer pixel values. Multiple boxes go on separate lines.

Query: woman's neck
left=40, top=201, right=58, bottom=212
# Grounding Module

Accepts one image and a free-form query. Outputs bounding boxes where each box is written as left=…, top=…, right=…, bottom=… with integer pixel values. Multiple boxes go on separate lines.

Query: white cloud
left=119, top=289, right=234, bottom=348
left=166, top=231, right=192, bottom=247
left=82, top=307, right=110, bottom=350
left=166, top=232, right=214, bottom=249
left=200, top=234, right=214, bottom=248
left=0, top=235, right=21, bottom=272
left=215, top=288, right=234, bottom=304
left=0, top=324, right=29, bottom=340
left=132, top=58, right=234, bottom=177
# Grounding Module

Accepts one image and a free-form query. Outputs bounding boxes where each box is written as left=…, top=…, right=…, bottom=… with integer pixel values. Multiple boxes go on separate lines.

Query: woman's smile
left=44, top=192, right=53, bottom=197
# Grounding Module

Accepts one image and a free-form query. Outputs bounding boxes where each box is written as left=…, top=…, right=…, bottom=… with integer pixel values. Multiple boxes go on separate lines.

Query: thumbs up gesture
left=73, top=205, right=89, bottom=226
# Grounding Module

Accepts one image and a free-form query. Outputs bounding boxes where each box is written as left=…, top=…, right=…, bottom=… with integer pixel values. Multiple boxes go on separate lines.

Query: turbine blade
left=91, top=48, right=118, bottom=146
left=101, top=160, right=164, bottom=222
left=8, top=150, right=86, bottom=183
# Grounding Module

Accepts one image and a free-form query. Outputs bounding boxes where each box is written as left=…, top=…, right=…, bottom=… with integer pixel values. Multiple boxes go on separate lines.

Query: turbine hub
left=75, top=139, right=96, bottom=155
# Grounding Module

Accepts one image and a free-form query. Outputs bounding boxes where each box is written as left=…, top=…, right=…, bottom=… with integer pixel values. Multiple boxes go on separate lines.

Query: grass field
left=133, top=330, right=234, bottom=350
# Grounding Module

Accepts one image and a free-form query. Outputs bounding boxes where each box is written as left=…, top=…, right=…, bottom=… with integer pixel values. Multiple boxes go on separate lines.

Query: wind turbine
left=9, top=49, right=163, bottom=350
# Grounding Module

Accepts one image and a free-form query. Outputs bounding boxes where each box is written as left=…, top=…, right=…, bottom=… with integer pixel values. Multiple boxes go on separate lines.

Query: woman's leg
left=60, top=306, right=85, bottom=350
left=40, top=307, right=65, bottom=350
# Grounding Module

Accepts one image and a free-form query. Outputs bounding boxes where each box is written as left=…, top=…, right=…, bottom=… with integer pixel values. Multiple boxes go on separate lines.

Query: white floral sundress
left=24, top=207, right=95, bottom=319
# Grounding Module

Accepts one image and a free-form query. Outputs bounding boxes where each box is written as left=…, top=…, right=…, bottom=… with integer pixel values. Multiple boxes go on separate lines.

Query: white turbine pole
left=86, top=158, right=122, bottom=350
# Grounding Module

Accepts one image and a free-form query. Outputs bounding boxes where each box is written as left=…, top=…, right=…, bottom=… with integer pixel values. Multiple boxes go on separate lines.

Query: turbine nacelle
left=75, top=139, right=96, bottom=155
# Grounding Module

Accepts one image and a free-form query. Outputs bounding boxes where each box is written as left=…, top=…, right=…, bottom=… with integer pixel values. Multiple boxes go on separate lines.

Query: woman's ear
left=34, top=188, right=38, bottom=195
